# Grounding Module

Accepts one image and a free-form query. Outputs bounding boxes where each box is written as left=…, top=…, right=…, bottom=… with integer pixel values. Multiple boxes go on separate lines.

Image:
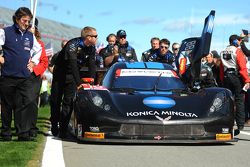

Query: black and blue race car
left=69, top=61, right=237, bottom=143
left=69, top=10, right=238, bottom=143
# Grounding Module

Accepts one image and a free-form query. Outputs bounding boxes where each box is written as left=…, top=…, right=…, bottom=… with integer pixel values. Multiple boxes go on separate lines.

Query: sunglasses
left=173, top=48, right=179, bottom=51
left=160, top=46, right=168, bottom=49
left=119, top=35, right=126, bottom=39
left=88, top=35, right=98, bottom=38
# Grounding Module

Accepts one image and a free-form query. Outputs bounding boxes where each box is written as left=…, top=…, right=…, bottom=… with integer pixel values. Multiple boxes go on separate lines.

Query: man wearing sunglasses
left=0, top=7, right=42, bottom=141
left=50, top=26, right=98, bottom=138
left=116, top=30, right=138, bottom=62
left=172, top=42, right=180, bottom=57
left=148, top=38, right=175, bottom=68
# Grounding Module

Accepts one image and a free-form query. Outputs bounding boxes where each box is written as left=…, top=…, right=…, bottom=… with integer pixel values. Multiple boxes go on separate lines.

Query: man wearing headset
left=221, top=34, right=250, bottom=131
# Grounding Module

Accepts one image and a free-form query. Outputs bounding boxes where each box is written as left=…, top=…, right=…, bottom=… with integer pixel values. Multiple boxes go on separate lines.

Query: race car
left=69, top=61, right=237, bottom=143
left=69, top=10, right=238, bottom=143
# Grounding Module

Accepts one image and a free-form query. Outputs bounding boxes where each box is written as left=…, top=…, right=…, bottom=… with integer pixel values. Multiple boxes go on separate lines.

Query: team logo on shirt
left=24, top=38, right=31, bottom=48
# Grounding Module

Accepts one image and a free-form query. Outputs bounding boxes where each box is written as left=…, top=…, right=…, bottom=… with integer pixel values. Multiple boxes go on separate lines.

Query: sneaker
left=51, top=125, right=59, bottom=136
left=238, top=125, right=244, bottom=130
left=234, top=129, right=240, bottom=136
left=2, top=135, right=12, bottom=141
left=59, top=131, right=67, bottom=139
left=18, top=136, right=35, bottom=141
left=29, top=131, right=38, bottom=138
left=245, top=119, right=250, bottom=126
left=18, top=132, right=36, bottom=141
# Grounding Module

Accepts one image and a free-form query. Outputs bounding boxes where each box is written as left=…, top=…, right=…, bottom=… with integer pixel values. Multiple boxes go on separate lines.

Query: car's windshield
left=112, top=69, right=186, bottom=91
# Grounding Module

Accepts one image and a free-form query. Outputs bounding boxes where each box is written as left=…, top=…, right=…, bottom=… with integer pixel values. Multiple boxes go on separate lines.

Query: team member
left=0, top=7, right=42, bottom=141
left=48, top=40, right=68, bottom=73
left=172, top=42, right=180, bottom=57
left=141, top=37, right=160, bottom=62
left=50, top=26, right=98, bottom=138
left=221, top=34, right=250, bottom=131
left=148, top=38, right=175, bottom=68
left=116, top=30, right=138, bottom=62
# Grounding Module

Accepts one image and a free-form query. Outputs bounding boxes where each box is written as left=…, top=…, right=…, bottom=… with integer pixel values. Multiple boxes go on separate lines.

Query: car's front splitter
left=77, top=137, right=238, bottom=144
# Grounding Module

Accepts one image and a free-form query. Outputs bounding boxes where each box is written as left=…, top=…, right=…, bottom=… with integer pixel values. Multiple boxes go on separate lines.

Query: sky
left=1, top=0, right=250, bottom=60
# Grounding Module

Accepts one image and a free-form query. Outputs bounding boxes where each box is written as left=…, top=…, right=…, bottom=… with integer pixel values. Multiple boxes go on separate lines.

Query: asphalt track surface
left=42, top=125, right=250, bottom=167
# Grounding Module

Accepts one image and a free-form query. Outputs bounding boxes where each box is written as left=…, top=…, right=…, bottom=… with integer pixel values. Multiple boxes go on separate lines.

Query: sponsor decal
left=154, top=136, right=162, bottom=140
left=116, top=69, right=179, bottom=78
left=78, top=124, right=82, bottom=137
left=155, top=115, right=172, bottom=124
left=89, top=127, right=100, bottom=132
left=143, top=96, right=176, bottom=109
left=84, top=132, right=104, bottom=139
left=126, top=110, right=198, bottom=118
left=216, top=133, right=231, bottom=141
left=24, top=39, right=30, bottom=47
left=179, top=57, right=187, bottom=75
left=222, top=128, right=229, bottom=134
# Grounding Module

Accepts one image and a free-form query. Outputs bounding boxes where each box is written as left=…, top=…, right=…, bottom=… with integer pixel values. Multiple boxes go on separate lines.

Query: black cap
left=34, top=18, right=38, bottom=29
left=211, top=50, right=220, bottom=58
left=229, top=34, right=243, bottom=44
left=117, top=30, right=126, bottom=37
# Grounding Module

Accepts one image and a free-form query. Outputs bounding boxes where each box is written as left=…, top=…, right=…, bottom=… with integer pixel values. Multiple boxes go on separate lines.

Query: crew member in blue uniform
left=148, top=38, right=175, bottom=68
left=116, top=30, right=138, bottom=62
left=50, top=26, right=98, bottom=138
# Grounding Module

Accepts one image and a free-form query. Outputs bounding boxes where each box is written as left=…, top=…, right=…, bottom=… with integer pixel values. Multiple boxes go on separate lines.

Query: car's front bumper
left=74, top=114, right=236, bottom=144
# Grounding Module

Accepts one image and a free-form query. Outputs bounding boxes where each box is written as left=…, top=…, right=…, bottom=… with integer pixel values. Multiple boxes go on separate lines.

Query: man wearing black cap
left=116, top=29, right=138, bottom=62
left=221, top=34, right=250, bottom=131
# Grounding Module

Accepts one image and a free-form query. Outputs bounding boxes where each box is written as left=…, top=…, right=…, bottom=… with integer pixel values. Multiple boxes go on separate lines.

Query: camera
left=242, top=29, right=249, bottom=42
left=107, top=44, right=115, bottom=54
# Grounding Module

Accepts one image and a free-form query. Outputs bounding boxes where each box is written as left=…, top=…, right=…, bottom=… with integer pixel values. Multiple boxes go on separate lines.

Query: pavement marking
left=42, top=131, right=65, bottom=167
left=240, top=131, right=250, bottom=136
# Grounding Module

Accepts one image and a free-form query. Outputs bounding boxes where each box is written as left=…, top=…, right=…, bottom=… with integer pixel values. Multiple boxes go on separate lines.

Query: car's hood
left=108, top=90, right=215, bottom=120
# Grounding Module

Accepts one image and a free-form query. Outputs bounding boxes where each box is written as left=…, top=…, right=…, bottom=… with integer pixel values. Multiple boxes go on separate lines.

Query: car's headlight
left=90, top=92, right=111, bottom=111
left=90, top=92, right=103, bottom=107
left=209, top=92, right=225, bottom=113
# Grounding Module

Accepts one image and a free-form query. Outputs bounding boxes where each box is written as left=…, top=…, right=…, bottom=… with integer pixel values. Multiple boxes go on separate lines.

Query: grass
left=0, top=105, right=50, bottom=167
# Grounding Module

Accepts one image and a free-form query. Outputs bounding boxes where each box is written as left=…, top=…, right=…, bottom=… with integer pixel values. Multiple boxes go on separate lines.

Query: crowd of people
left=0, top=7, right=250, bottom=141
